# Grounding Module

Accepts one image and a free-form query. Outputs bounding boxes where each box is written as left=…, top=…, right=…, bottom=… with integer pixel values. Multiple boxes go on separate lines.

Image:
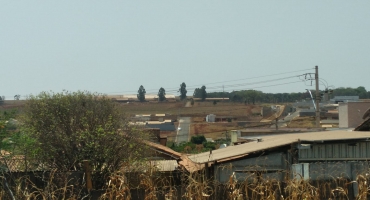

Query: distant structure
left=354, top=108, right=370, bottom=131
left=206, top=114, right=216, bottom=122
left=330, top=96, right=359, bottom=104
left=107, top=94, right=176, bottom=102
left=339, top=101, right=370, bottom=128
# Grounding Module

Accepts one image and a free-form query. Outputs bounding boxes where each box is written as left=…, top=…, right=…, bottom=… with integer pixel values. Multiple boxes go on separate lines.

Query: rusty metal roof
left=145, top=141, right=182, bottom=159
left=144, top=141, right=202, bottom=172
left=188, top=130, right=370, bottom=164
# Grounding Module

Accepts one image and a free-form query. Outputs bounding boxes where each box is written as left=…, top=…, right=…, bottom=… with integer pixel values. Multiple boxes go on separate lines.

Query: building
left=339, top=102, right=370, bottom=128
left=331, top=96, right=359, bottom=104
left=146, top=121, right=177, bottom=145
left=354, top=108, right=370, bottom=131
left=206, top=114, right=216, bottom=122
left=186, top=130, right=370, bottom=198
left=107, top=94, right=176, bottom=102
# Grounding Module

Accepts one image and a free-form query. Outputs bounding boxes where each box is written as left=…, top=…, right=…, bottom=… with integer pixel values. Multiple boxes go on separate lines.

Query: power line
left=188, top=68, right=313, bottom=86
left=105, top=68, right=313, bottom=94
left=4, top=68, right=313, bottom=98
left=147, top=74, right=303, bottom=94
left=201, top=80, right=305, bottom=93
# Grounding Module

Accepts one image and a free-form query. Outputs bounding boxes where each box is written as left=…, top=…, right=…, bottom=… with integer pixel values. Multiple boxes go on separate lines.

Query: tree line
left=2, top=85, right=368, bottom=104
left=208, top=86, right=370, bottom=104
left=137, top=82, right=209, bottom=102
left=136, top=84, right=370, bottom=103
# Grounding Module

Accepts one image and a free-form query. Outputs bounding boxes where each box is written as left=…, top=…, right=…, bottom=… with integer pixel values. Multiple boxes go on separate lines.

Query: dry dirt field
left=121, top=101, right=264, bottom=140
left=0, top=100, right=25, bottom=113
left=287, top=116, right=316, bottom=128
left=120, top=101, right=261, bottom=117
left=1, top=100, right=263, bottom=119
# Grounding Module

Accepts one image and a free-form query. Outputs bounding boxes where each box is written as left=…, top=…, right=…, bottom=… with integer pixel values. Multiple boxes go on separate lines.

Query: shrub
left=21, top=91, right=148, bottom=188
left=190, top=135, right=206, bottom=144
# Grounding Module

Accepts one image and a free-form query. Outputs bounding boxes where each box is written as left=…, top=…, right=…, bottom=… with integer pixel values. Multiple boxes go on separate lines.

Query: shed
left=187, top=130, right=370, bottom=185
left=206, top=114, right=216, bottom=122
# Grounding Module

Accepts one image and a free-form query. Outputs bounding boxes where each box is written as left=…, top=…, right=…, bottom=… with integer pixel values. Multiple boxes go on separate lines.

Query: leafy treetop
left=158, top=87, right=166, bottom=102
left=22, top=91, right=148, bottom=186
left=179, top=82, right=187, bottom=100
left=137, top=85, right=146, bottom=102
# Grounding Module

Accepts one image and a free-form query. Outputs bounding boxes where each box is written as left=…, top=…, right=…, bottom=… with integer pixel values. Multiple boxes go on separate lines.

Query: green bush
left=171, top=142, right=196, bottom=152
left=190, top=135, right=206, bottom=144
left=203, top=142, right=216, bottom=150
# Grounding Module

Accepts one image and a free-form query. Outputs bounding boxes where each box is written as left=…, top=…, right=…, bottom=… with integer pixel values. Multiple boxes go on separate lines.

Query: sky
left=1, top=1, right=370, bottom=99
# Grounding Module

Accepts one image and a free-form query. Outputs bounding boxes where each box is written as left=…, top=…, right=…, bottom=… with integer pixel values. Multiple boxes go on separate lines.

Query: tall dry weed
left=182, top=171, right=213, bottom=200
left=99, top=172, right=131, bottom=200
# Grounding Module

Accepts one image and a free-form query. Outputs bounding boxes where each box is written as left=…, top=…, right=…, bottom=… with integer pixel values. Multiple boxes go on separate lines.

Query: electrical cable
left=104, top=68, right=314, bottom=94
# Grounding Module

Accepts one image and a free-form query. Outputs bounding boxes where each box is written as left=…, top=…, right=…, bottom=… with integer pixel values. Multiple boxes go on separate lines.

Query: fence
left=2, top=158, right=370, bottom=199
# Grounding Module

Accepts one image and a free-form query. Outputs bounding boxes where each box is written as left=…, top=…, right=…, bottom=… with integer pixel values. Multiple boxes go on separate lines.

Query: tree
left=200, top=85, right=207, bottom=101
left=0, top=110, right=18, bottom=152
left=190, top=135, right=206, bottom=144
left=179, top=82, right=187, bottom=100
left=158, top=87, right=166, bottom=102
left=193, top=88, right=200, bottom=98
left=355, top=86, right=368, bottom=98
left=22, top=91, right=148, bottom=187
left=14, top=94, right=20, bottom=100
left=243, top=90, right=261, bottom=104
left=137, top=85, right=146, bottom=102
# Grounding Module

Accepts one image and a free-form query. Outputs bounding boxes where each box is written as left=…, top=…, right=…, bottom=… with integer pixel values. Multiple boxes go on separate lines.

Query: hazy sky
left=1, top=1, right=369, bottom=99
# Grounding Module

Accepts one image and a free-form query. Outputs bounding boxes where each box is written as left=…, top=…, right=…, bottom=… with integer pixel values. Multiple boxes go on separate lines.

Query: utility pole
left=315, top=66, right=320, bottom=128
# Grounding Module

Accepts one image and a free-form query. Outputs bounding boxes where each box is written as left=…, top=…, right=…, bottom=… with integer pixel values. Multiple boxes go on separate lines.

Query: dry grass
left=2, top=166, right=370, bottom=199
left=287, top=117, right=316, bottom=128
left=190, top=122, right=243, bottom=135
left=0, top=170, right=84, bottom=200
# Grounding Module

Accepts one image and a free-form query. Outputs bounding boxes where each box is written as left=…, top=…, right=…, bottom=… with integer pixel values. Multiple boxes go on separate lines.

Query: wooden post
left=83, top=160, right=93, bottom=191
left=275, top=118, right=278, bottom=130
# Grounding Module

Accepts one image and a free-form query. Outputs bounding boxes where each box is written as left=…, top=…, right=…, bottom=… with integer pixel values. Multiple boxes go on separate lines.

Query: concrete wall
left=338, top=103, right=348, bottom=128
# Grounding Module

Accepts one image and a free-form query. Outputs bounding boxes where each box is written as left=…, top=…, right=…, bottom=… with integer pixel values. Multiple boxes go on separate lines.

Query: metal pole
left=315, top=66, right=320, bottom=128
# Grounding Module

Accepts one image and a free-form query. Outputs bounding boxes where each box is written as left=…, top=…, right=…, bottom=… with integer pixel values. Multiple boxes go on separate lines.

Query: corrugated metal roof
left=146, top=124, right=175, bottom=131
left=145, top=141, right=182, bottom=159
left=144, top=141, right=202, bottom=172
left=188, top=130, right=370, bottom=164
left=147, top=121, right=165, bottom=124
left=150, top=160, right=178, bottom=171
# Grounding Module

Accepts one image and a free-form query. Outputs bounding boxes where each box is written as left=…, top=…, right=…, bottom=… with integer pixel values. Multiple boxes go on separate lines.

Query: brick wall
left=339, top=102, right=370, bottom=128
